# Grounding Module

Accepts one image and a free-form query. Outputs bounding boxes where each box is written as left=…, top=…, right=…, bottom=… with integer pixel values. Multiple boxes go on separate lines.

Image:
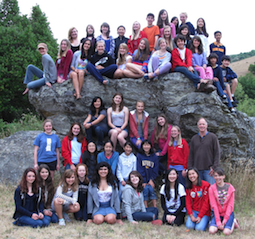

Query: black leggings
left=162, top=212, right=186, bottom=226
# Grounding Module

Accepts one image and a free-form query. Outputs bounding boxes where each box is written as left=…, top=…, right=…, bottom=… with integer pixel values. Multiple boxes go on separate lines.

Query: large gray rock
left=28, top=73, right=255, bottom=160
left=0, top=131, right=40, bottom=184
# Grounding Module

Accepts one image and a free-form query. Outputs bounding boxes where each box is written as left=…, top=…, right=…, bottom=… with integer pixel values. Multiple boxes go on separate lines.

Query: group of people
left=13, top=90, right=240, bottom=235
left=22, top=10, right=239, bottom=113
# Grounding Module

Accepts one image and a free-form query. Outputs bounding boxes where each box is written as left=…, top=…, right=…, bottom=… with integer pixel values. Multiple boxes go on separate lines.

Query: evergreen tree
left=0, top=0, right=19, bottom=26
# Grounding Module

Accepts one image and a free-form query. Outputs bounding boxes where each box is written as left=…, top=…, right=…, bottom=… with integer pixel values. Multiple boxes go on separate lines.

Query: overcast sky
left=17, top=0, right=253, bottom=55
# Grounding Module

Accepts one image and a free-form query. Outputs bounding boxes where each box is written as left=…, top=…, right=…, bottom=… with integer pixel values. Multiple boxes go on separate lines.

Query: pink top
left=150, top=124, right=172, bottom=156
left=159, top=23, right=176, bottom=38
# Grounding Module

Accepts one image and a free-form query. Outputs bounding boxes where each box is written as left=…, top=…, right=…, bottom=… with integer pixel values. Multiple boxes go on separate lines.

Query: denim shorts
left=209, top=211, right=235, bottom=230
left=93, top=201, right=116, bottom=216
left=143, top=184, right=157, bottom=201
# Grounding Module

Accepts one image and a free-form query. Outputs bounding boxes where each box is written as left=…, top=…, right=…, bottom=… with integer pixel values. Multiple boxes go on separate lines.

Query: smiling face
left=93, top=98, right=102, bottom=109
left=83, top=40, right=91, bottom=51
left=136, top=101, right=144, bottom=113
left=180, top=13, right=187, bottom=23
left=163, top=27, right=171, bottom=38
left=119, top=45, right=127, bottom=55
left=98, top=166, right=108, bottom=178
left=213, top=172, right=225, bottom=186
left=26, top=171, right=36, bottom=185
left=159, top=39, right=167, bottom=50
left=117, top=26, right=125, bottom=37
left=197, top=118, right=208, bottom=134
left=66, top=174, right=75, bottom=186
left=181, top=27, right=188, bottom=36
left=101, top=26, right=109, bottom=34
left=38, top=47, right=47, bottom=55
left=168, top=170, right=178, bottom=183
left=133, top=22, right=140, bottom=32
left=77, top=165, right=86, bottom=179
left=72, top=124, right=80, bottom=136
left=139, top=39, right=146, bottom=50
left=71, top=28, right=78, bottom=39
left=160, top=11, right=168, bottom=21
left=176, top=39, right=185, bottom=49
left=113, top=94, right=122, bottom=105
left=130, top=174, right=140, bottom=187
left=142, top=142, right=151, bottom=154
left=157, top=116, right=166, bottom=127
left=96, top=42, right=105, bottom=54
left=197, top=18, right=204, bottom=28
left=61, top=40, right=68, bottom=51
left=188, top=169, right=198, bottom=185
left=104, top=142, right=113, bottom=155
left=43, top=122, right=52, bottom=134
left=87, top=26, right=94, bottom=35
left=172, top=17, right=178, bottom=26
left=124, top=144, right=132, bottom=156
left=171, top=127, right=180, bottom=140
left=87, top=142, right=96, bottom=154
left=192, top=38, right=200, bottom=48
left=40, top=168, right=49, bottom=181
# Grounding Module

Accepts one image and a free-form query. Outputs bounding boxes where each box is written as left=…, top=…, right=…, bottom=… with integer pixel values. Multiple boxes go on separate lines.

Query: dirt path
left=230, top=56, right=255, bottom=77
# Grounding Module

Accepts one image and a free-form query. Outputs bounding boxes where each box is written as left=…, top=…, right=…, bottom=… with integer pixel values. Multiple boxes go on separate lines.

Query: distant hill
left=230, top=56, right=255, bottom=77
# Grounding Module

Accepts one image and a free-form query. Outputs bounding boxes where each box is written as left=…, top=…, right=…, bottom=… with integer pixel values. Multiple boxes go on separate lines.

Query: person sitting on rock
left=86, top=40, right=118, bottom=85
left=171, top=35, right=211, bottom=92
left=23, top=43, right=57, bottom=95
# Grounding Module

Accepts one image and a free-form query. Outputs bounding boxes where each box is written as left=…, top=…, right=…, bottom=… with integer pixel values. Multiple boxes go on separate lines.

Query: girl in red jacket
left=209, top=167, right=239, bottom=235
left=167, top=126, right=189, bottom=186
left=62, top=123, right=87, bottom=171
left=185, top=167, right=211, bottom=231
left=129, top=101, right=149, bottom=149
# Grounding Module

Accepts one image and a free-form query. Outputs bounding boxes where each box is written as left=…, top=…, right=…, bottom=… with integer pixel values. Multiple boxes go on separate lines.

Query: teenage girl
left=115, top=43, right=132, bottom=78
left=190, top=36, right=213, bottom=81
left=185, top=167, right=211, bottom=231
left=37, top=164, right=58, bottom=224
left=145, top=38, right=172, bottom=81
left=56, top=39, right=73, bottom=83
left=83, top=96, right=108, bottom=150
left=122, top=170, right=161, bottom=224
left=167, top=126, right=189, bottom=186
left=160, top=168, right=186, bottom=226
left=61, top=122, right=87, bottom=171
left=52, top=169, right=80, bottom=226
left=178, top=24, right=192, bottom=48
left=195, top=18, right=209, bottom=57
left=127, top=21, right=147, bottom=54
left=209, top=167, right=239, bottom=235
left=136, top=140, right=159, bottom=208
left=107, top=92, right=129, bottom=150
left=68, top=27, right=80, bottom=53
left=156, top=25, right=174, bottom=52
left=171, top=17, right=179, bottom=35
left=13, top=168, right=49, bottom=228
left=123, top=38, right=150, bottom=79
left=157, top=9, right=176, bottom=38
left=129, top=100, right=149, bottom=149
left=80, top=24, right=96, bottom=54
left=87, top=161, right=123, bottom=225
left=82, top=141, right=98, bottom=181
left=33, top=119, right=61, bottom=179
left=74, top=164, right=89, bottom=221
left=96, top=22, right=115, bottom=59
left=97, top=140, right=119, bottom=175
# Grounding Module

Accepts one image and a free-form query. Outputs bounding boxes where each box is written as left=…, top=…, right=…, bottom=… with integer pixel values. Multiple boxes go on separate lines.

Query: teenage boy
left=143, top=13, right=160, bottom=53
left=114, top=25, right=129, bottom=60
left=209, top=31, right=226, bottom=65
left=208, top=53, right=236, bottom=115
left=221, top=55, right=238, bottom=106
left=171, top=35, right=215, bottom=93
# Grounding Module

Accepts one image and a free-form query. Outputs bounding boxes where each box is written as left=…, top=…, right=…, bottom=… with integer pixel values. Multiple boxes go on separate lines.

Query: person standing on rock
left=23, top=43, right=57, bottom=95
left=34, top=119, right=61, bottom=179
left=188, top=118, right=220, bottom=184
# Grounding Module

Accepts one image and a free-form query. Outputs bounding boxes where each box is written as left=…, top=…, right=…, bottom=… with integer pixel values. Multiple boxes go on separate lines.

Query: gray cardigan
left=87, top=182, right=121, bottom=219
left=42, top=54, right=57, bottom=83
left=121, top=185, right=146, bottom=222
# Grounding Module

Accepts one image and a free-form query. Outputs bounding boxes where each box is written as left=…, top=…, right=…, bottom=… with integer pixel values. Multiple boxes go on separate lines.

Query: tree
left=0, top=0, right=58, bottom=122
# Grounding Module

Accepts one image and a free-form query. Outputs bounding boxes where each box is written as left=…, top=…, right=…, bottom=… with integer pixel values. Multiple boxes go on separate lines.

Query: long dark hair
left=80, top=38, right=93, bottom=61
left=90, top=96, right=105, bottom=116
left=171, top=16, right=179, bottom=33
left=186, top=167, right=202, bottom=189
left=164, top=168, right=179, bottom=201
left=179, top=24, right=191, bottom=41
left=19, top=168, right=38, bottom=194
left=140, top=140, right=154, bottom=155
left=37, top=164, right=55, bottom=208
left=196, top=18, right=209, bottom=37
left=67, top=122, right=85, bottom=143
left=134, top=38, right=150, bottom=62
left=91, top=161, right=117, bottom=188
left=157, top=9, right=170, bottom=29
left=190, top=36, right=204, bottom=55
left=126, top=171, right=144, bottom=193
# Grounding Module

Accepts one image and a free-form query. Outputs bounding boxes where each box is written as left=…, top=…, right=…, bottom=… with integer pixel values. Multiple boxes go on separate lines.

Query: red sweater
left=171, top=47, right=193, bottom=72
left=127, top=31, right=147, bottom=54
left=56, top=49, right=73, bottom=80
left=129, top=109, right=149, bottom=139
left=167, top=138, right=189, bottom=169
left=185, top=180, right=211, bottom=218
left=61, top=136, right=87, bottom=166
left=209, top=183, right=235, bottom=226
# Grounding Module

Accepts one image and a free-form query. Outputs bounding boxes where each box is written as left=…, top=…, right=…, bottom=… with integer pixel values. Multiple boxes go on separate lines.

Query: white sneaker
left=59, top=219, right=65, bottom=226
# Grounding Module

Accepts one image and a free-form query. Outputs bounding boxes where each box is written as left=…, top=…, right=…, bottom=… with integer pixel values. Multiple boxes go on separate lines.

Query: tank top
left=111, top=109, right=125, bottom=127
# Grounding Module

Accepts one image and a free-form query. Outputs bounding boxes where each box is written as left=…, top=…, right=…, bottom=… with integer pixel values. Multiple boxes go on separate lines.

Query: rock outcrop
left=28, top=73, right=255, bottom=161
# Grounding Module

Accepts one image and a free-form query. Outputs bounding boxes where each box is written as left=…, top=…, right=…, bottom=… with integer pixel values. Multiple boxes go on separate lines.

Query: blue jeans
left=85, top=125, right=108, bottom=146
left=65, top=163, right=78, bottom=170
left=213, top=81, right=233, bottom=108
left=86, top=62, right=117, bottom=83
left=24, top=64, right=46, bottom=89
left=143, top=184, right=157, bottom=201
left=14, top=215, right=49, bottom=228
left=209, top=211, right=235, bottom=230
left=132, top=207, right=158, bottom=221
left=174, top=66, right=201, bottom=88
left=186, top=210, right=210, bottom=231
left=199, top=170, right=215, bottom=185
left=43, top=211, right=58, bottom=224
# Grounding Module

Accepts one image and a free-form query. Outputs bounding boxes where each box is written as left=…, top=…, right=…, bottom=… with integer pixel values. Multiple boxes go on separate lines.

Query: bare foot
left=103, top=79, right=109, bottom=85
left=22, top=88, right=29, bottom=95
